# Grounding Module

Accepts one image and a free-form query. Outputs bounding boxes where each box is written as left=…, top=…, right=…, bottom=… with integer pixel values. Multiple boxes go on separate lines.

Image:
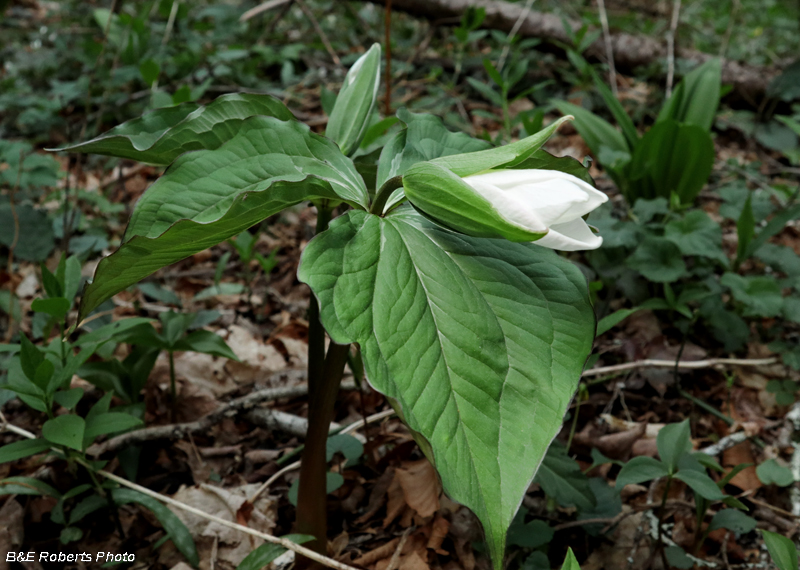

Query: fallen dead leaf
left=383, top=472, right=407, bottom=528
left=0, top=499, right=24, bottom=570
left=222, top=325, right=288, bottom=384
left=395, top=459, right=440, bottom=518
left=354, top=538, right=402, bottom=566
left=426, top=514, right=450, bottom=554
left=167, top=484, right=277, bottom=567
left=722, top=442, right=762, bottom=492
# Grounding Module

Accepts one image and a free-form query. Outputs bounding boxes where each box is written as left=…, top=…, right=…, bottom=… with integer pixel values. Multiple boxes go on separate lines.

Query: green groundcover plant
left=556, top=59, right=722, bottom=206
left=50, top=44, right=606, bottom=569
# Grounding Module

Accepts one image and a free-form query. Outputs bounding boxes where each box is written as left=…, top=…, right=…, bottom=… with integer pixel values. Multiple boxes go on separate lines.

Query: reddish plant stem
left=294, top=205, right=345, bottom=566
left=294, top=341, right=351, bottom=562
left=384, top=0, right=393, bottom=116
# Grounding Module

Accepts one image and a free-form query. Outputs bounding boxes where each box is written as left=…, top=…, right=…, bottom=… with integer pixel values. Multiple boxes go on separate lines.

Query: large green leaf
left=42, top=415, right=85, bottom=451
left=126, top=117, right=367, bottom=238
left=375, top=108, right=492, bottom=199
left=78, top=117, right=368, bottom=320
left=627, top=120, right=714, bottom=204
left=0, top=438, right=52, bottom=463
left=664, top=210, right=727, bottom=264
left=761, top=530, right=799, bottom=570
left=298, top=207, right=595, bottom=569
left=52, top=93, right=294, bottom=165
left=326, top=44, right=382, bottom=156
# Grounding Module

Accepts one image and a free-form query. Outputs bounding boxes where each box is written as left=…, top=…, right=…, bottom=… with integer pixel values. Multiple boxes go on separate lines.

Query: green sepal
left=402, top=162, right=544, bottom=242
left=429, top=115, right=573, bottom=177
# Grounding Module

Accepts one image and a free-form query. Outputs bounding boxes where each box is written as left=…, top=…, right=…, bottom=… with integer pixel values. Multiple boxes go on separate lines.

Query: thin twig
left=386, top=526, right=413, bottom=570
left=665, top=0, right=683, bottom=98
left=0, top=416, right=362, bottom=570
left=295, top=0, right=341, bottom=68
left=78, top=0, right=117, bottom=141
left=582, top=357, right=778, bottom=378
left=595, top=0, right=618, bottom=96
left=0, top=410, right=36, bottom=440
left=97, top=470, right=362, bottom=570
left=698, top=431, right=749, bottom=456
left=721, top=530, right=731, bottom=570
left=384, top=0, right=393, bottom=116
left=161, top=0, right=180, bottom=46
left=497, top=0, right=535, bottom=72
left=89, top=372, right=316, bottom=454
left=239, top=0, right=292, bottom=22
left=719, top=0, right=740, bottom=59
left=4, top=150, right=23, bottom=343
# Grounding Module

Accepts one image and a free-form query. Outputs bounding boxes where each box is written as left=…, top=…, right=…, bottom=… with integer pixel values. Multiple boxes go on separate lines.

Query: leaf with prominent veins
left=126, top=116, right=368, bottom=239
left=298, top=207, right=595, bottom=569
left=53, top=93, right=294, bottom=165
left=77, top=117, right=367, bottom=321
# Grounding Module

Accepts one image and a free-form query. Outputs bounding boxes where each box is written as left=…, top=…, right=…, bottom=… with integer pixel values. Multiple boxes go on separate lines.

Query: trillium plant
left=54, top=44, right=606, bottom=569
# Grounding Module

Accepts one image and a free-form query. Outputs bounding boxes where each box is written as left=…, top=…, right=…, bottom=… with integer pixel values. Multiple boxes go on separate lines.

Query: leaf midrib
left=386, top=215, right=507, bottom=532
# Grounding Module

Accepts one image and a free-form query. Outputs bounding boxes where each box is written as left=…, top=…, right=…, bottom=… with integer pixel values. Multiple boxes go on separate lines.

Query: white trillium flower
left=462, top=169, right=609, bottom=251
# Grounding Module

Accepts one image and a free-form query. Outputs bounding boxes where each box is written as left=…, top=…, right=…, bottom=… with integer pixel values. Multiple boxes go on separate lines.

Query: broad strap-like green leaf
left=298, top=207, right=595, bottom=569
left=52, top=93, right=294, bottom=165
left=657, top=58, right=721, bottom=132
left=628, top=119, right=714, bottom=204
left=590, top=70, right=639, bottom=149
left=112, top=488, right=199, bottom=567
left=553, top=101, right=629, bottom=157
left=326, top=43, right=382, bottom=157
left=78, top=117, right=368, bottom=321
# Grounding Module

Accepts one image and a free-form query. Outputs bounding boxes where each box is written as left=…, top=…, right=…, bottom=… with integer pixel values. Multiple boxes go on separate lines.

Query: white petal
left=504, top=179, right=591, bottom=227
left=464, top=169, right=608, bottom=225
left=464, top=178, right=547, bottom=233
left=533, top=218, right=603, bottom=251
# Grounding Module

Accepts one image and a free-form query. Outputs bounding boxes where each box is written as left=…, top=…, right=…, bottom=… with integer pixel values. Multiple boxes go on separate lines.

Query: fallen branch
left=247, top=408, right=396, bottom=503
left=239, top=0, right=292, bottom=22
left=698, top=431, right=749, bottom=457
left=581, top=357, right=778, bottom=378
left=363, top=0, right=779, bottom=102
left=88, top=372, right=353, bottom=455
left=787, top=402, right=800, bottom=517
left=595, top=0, right=617, bottom=97
left=245, top=408, right=343, bottom=438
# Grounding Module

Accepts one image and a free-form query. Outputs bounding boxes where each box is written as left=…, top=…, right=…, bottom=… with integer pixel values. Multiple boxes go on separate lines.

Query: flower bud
left=403, top=164, right=608, bottom=251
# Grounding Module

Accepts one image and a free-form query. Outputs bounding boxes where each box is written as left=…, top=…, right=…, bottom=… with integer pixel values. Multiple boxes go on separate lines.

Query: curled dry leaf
left=722, top=442, right=762, bottom=492
left=220, top=325, right=288, bottom=385
left=426, top=514, right=450, bottom=555
left=167, top=484, right=277, bottom=567
left=395, top=459, right=441, bottom=519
